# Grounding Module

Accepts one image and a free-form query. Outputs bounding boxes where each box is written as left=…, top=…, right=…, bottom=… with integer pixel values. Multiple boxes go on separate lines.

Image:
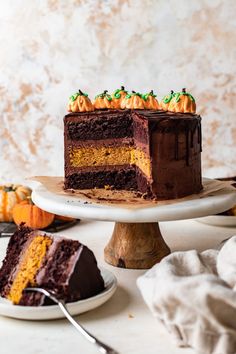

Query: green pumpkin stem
left=3, top=185, right=14, bottom=192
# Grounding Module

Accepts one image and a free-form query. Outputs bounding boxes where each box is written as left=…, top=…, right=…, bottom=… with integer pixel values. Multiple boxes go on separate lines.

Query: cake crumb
left=128, top=314, right=134, bottom=319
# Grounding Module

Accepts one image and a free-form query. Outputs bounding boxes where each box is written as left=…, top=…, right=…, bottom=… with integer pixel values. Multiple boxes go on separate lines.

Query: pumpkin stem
left=121, top=86, right=125, bottom=90
left=182, top=88, right=186, bottom=93
left=26, top=196, right=34, bottom=205
left=171, top=90, right=174, bottom=94
left=3, top=185, right=14, bottom=192
left=78, top=89, right=84, bottom=95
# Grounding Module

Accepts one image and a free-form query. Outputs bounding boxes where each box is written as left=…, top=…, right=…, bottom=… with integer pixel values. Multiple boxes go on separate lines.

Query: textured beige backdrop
left=0, top=0, right=235, bottom=184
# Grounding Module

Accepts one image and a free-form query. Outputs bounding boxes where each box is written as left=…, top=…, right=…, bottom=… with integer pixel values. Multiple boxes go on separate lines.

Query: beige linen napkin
left=137, top=236, right=236, bottom=354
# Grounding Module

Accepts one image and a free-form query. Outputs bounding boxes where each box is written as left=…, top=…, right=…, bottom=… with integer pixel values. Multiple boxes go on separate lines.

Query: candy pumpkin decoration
left=93, top=90, right=113, bottom=109
left=67, top=89, right=94, bottom=112
left=121, top=91, right=146, bottom=109
left=160, top=90, right=175, bottom=111
left=112, top=86, right=128, bottom=109
left=0, top=184, right=31, bottom=222
left=12, top=198, right=54, bottom=229
left=143, top=90, right=160, bottom=110
left=168, top=88, right=196, bottom=114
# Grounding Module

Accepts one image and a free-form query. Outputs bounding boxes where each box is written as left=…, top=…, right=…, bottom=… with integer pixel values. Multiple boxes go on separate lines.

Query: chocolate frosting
left=64, top=109, right=202, bottom=200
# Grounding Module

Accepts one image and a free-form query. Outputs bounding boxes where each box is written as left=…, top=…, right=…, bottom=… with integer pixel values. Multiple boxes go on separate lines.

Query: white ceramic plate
left=0, top=268, right=117, bottom=320
left=196, top=215, right=236, bottom=227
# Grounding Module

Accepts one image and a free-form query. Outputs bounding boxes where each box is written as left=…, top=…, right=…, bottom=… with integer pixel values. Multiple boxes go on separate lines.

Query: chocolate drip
left=197, top=123, right=202, bottom=152
left=185, top=128, right=190, bottom=166
left=190, top=129, right=194, bottom=148
left=174, top=131, right=179, bottom=160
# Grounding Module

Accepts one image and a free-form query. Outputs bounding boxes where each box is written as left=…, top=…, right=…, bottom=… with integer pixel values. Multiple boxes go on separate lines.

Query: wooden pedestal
left=104, top=222, right=170, bottom=269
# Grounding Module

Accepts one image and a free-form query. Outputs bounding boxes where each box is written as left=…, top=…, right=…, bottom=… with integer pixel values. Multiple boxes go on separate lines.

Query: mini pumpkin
left=12, top=198, right=54, bottom=229
left=93, top=90, right=113, bottom=109
left=112, top=86, right=128, bottom=109
left=0, top=184, right=31, bottom=222
left=159, top=90, right=175, bottom=111
left=121, top=91, right=146, bottom=109
left=168, top=88, right=196, bottom=114
left=67, top=89, right=94, bottom=112
left=143, top=90, right=160, bottom=110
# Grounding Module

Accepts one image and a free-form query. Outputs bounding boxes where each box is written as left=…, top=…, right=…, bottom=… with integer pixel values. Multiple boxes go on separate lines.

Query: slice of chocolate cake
left=0, top=226, right=104, bottom=306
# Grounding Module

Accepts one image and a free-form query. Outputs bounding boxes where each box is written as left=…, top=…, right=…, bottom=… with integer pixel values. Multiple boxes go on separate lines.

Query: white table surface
left=1, top=219, right=236, bottom=354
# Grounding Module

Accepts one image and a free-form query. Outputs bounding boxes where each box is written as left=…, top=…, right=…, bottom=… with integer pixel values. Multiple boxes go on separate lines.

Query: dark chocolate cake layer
left=64, top=109, right=202, bottom=200
left=65, top=166, right=140, bottom=191
left=65, top=110, right=133, bottom=140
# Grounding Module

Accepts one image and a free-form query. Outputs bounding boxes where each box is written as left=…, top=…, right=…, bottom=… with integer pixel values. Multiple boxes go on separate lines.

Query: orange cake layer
left=69, top=145, right=152, bottom=178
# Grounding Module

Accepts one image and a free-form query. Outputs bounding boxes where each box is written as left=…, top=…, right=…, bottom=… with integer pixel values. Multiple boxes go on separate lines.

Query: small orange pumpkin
left=0, top=184, right=32, bottom=222
left=121, top=91, right=146, bottom=109
left=112, top=86, right=128, bottom=109
left=159, top=90, right=175, bottom=111
left=12, top=198, right=54, bottom=229
left=93, top=90, right=113, bottom=109
left=143, top=90, right=160, bottom=110
left=168, top=88, right=196, bottom=114
left=67, top=90, right=94, bottom=112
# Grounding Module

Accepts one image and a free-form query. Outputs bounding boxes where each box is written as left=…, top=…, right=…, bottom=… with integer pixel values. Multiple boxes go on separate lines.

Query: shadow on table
left=75, top=285, right=131, bottom=323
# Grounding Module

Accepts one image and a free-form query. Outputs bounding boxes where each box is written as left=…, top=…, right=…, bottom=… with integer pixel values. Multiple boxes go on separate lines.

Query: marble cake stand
left=32, top=179, right=236, bottom=269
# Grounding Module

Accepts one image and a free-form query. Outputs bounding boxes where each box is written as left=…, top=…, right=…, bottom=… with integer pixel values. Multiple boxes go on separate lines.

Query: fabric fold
left=137, top=236, right=236, bottom=354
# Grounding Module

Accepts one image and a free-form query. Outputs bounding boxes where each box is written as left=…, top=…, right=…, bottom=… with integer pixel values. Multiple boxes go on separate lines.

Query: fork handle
left=58, top=301, right=117, bottom=354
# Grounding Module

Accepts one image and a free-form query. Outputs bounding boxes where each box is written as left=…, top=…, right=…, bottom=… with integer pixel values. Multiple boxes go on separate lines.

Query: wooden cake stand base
left=104, top=222, right=170, bottom=269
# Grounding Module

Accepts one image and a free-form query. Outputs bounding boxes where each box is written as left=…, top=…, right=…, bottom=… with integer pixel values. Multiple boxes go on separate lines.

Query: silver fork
left=25, top=287, right=118, bottom=354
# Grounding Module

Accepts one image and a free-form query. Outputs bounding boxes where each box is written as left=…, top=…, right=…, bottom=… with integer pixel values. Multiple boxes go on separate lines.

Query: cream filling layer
left=69, top=146, right=151, bottom=178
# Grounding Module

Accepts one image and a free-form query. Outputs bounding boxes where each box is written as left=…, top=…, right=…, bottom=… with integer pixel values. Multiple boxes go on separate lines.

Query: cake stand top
left=31, top=178, right=236, bottom=223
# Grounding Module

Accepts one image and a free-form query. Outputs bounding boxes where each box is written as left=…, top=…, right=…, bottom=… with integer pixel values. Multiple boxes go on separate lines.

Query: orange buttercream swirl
left=93, top=90, right=113, bottom=109
left=160, top=89, right=196, bottom=114
left=112, top=86, right=128, bottom=109
left=143, top=90, right=160, bottom=110
left=121, top=91, right=146, bottom=109
left=159, top=90, right=175, bottom=111
left=67, top=90, right=94, bottom=112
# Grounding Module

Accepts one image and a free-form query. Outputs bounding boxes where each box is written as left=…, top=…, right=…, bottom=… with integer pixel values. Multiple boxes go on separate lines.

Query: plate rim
left=196, top=214, right=236, bottom=227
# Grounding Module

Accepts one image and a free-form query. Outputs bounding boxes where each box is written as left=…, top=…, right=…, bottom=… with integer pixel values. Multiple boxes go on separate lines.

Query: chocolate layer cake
left=0, top=226, right=104, bottom=306
left=64, top=109, right=202, bottom=199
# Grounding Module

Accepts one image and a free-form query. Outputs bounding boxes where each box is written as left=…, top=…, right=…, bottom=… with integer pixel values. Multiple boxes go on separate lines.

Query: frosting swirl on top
left=67, top=89, right=94, bottom=112
left=112, top=86, right=128, bottom=109
left=113, top=86, right=128, bottom=99
left=142, top=90, right=160, bottom=110
left=121, top=91, right=146, bottom=109
left=93, top=90, right=113, bottom=109
left=168, top=88, right=196, bottom=114
left=160, top=90, right=175, bottom=111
